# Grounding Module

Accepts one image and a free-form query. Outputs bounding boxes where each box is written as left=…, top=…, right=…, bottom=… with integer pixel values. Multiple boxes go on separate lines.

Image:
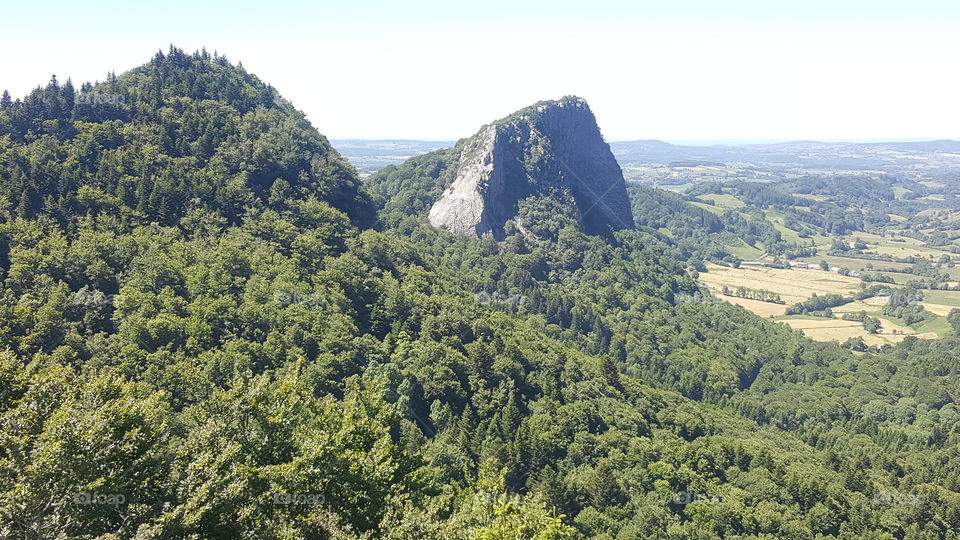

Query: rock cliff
left=427, top=96, right=634, bottom=239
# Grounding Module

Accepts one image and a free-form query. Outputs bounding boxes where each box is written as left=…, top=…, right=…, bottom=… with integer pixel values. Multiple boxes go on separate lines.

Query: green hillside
left=0, top=50, right=959, bottom=539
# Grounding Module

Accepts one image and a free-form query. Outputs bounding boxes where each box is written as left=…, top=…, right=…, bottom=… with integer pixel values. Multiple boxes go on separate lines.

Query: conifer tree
left=61, top=78, right=75, bottom=113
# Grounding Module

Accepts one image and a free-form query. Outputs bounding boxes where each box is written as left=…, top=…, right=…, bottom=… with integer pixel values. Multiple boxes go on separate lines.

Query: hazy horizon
left=331, top=136, right=960, bottom=146
left=2, top=0, right=958, bottom=141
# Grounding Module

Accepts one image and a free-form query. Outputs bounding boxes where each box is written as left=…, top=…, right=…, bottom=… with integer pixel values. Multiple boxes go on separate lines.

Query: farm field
left=763, top=210, right=806, bottom=244
left=795, top=254, right=908, bottom=273
left=914, top=314, right=954, bottom=337
left=848, top=232, right=960, bottom=260
left=942, top=266, right=960, bottom=280
left=893, top=186, right=912, bottom=199
left=775, top=316, right=919, bottom=347
left=700, top=263, right=861, bottom=305
left=854, top=232, right=926, bottom=246
left=701, top=264, right=953, bottom=345
left=695, top=193, right=744, bottom=208
left=870, top=243, right=954, bottom=259
left=703, top=236, right=768, bottom=260
left=690, top=201, right=726, bottom=216
left=831, top=296, right=889, bottom=313
left=792, top=193, right=828, bottom=202
left=723, top=241, right=765, bottom=260
left=922, top=302, right=957, bottom=317
left=794, top=230, right=959, bottom=282
left=923, top=290, right=960, bottom=308
left=715, top=294, right=787, bottom=317
left=869, top=271, right=915, bottom=284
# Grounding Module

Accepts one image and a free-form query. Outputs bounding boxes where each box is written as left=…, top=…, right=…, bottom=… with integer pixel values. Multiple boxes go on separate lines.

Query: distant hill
left=668, top=159, right=725, bottom=168
left=335, top=138, right=960, bottom=175
left=331, top=139, right=453, bottom=174
left=610, top=138, right=960, bottom=171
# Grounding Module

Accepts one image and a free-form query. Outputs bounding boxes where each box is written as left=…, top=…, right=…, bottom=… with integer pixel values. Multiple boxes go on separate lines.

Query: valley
left=336, top=138, right=960, bottom=349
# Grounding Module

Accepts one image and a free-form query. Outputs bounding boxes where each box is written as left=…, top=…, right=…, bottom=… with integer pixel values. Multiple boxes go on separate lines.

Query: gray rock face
left=427, top=96, right=634, bottom=239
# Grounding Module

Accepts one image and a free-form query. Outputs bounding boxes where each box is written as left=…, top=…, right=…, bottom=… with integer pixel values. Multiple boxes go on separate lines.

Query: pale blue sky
left=2, top=0, right=958, bottom=141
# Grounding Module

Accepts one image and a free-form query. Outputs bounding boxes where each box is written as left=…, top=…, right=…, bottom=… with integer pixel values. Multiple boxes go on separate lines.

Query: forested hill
left=1, top=50, right=960, bottom=539
left=0, top=46, right=374, bottom=228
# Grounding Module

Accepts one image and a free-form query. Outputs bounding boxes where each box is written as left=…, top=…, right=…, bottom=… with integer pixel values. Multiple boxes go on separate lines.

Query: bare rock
left=428, top=96, right=634, bottom=239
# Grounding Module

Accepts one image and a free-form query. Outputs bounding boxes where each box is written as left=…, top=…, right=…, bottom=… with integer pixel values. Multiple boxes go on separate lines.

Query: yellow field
left=794, top=194, right=828, bottom=202
left=700, top=263, right=950, bottom=346
left=832, top=297, right=888, bottom=313
left=700, top=264, right=861, bottom=305
left=717, top=295, right=787, bottom=317
left=700, top=264, right=943, bottom=346
left=922, top=302, right=956, bottom=316
left=853, top=232, right=925, bottom=246
left=876, top=318, right=922, bottom=336
left=780, top=319, right=879, bottom=344
left=779, top=317, right=926, bottom=346
left=871, top=244, right=946, bottom=259
left=827, top=231, right=958, bottom=261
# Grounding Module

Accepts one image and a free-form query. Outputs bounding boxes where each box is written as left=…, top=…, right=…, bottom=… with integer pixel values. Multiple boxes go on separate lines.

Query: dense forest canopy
left=0, top=47, right=374, bottom=229
left=1, top=48, right=959, bottom=539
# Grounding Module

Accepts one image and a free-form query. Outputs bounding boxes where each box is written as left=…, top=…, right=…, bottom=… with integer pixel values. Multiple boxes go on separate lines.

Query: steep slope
left=425, top=96, right=633, bottom=239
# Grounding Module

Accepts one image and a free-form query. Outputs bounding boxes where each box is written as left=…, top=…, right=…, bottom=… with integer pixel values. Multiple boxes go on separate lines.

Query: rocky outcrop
left=427, top=96, right=634, bottom=239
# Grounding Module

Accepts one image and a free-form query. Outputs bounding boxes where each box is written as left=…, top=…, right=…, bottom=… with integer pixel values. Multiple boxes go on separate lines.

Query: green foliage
left=884, top=289, right=929, bottom=325
left=721, top=285, right=784, bottom=304
left=0, top=46, right=374, bottom=228
left=861, top=272, right=896, bottom=283
left=2, top=51, right=960, bottom=538
left=785, top=293, right=848, bottom=315
left=842, top=311, right=882, bottom=333
left=949, top=309, right=960, bottom=336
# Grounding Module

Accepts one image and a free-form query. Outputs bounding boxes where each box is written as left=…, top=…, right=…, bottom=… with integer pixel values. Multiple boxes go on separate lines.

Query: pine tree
left=600, top=355, right=622, bottom=390
left=500, top=387, right=521, bottom=436
left=0, top=90, right=11, bottom=110
left=62, top=78, right=75, bottom=113
left=589, top=461, right=627, bottom=508
left=44, top=75, right=63, bottom=119
left=151, top=48, right=165, bottom=65
left=17, top=190, right=31, bottom=218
